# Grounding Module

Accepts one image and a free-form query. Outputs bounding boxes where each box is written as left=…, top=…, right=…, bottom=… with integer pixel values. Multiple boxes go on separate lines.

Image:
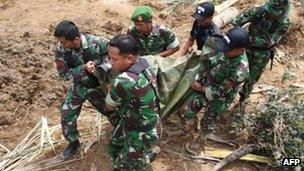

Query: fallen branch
left=212, top=144, right=258, bottom=171
left=252, top=85, right=276, bottom=93
left=163, top=149, right=188, bottom=160
left=185, top=142, right=198, bottom=155
left=187, top=154, right=221, bottom=162
left=206, top=134, right=239, bottom=148
left=163, top=149, right=208, bottom=164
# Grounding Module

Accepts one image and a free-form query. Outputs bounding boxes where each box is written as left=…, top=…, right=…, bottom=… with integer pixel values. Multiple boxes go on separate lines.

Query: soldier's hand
left=85, top=61, right=95, bottom=73
left=191, top=81, right=204, bottom=92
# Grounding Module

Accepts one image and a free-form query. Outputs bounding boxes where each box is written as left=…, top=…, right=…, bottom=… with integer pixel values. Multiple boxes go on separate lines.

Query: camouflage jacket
left=53, top=34, right=108, bottom=87
left=106, top=58, right=159, bottom=130
left=201, top=52, right=250, bottom=101
left=232, top=6, right=291, bottom=49
left=127, top=24, right=180, bottom=56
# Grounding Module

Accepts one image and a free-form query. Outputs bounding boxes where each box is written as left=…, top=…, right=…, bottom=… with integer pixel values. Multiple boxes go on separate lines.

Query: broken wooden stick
left=205, top=134, right=239, bottom=148
left=185, top=142, right=220, bottom=162
left=212, top=144, right=258, bottom=171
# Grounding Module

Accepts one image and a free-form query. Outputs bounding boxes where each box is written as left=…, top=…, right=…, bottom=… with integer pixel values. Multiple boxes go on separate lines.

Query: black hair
left=109, top=34, right=138, bottom=56
left=54, top=20, right=80, bottom=40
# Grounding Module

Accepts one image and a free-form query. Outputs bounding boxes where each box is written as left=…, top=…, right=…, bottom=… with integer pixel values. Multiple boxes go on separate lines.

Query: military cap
left=131, top=6, right=153, bottom=22
left=216, top=27, right=249, bottom=52
left=192, top=2, right=215, bottom=20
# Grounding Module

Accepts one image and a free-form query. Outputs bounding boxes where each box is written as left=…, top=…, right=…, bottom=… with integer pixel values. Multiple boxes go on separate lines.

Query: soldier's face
left=57, top=37, right=80, bottom=49
left=225, top=48, right=245, bottom=58
left=197, top=16, right=213, bottom=27
left=134, top=21, right=152, bottom=35
left=108, top=46, right=135, bottom=72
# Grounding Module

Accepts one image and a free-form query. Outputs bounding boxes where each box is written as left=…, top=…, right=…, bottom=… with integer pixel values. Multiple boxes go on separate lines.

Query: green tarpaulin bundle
left=95, top=38, right=217, bottom=119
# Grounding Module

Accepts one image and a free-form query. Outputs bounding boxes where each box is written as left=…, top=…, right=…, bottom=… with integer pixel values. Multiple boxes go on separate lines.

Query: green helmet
left=265, top=0, right=290, bottom=17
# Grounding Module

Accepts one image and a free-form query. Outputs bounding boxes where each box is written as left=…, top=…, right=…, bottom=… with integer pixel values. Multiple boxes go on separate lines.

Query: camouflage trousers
left=60, top=83, right=119, bottom=142
left=180, top=91, right=236, bottom=121
left=108, top=119, right=162, bottom=171
left=239, top=49, right=272, bottom=102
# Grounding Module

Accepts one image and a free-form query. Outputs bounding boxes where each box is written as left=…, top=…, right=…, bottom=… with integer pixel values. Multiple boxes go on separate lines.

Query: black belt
left=125, top=119, right=158, bottom=132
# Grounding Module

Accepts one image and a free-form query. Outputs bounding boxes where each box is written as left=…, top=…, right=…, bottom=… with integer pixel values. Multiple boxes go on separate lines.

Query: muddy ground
left=0, top=0, right=303, bottom=170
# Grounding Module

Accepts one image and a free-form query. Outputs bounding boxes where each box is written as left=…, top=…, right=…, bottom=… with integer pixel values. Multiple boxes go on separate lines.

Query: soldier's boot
left=146, top=146, right=161, bottom=163
left=201, top=114, right=216, bottom=134
left=60, top=140, right=80, bottom=160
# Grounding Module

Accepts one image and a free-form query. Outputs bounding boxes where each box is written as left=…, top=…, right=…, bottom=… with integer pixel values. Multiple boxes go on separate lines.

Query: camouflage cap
left=265, top=0, right=290, bottom=17
left=131, top=6, right=153, bottom=22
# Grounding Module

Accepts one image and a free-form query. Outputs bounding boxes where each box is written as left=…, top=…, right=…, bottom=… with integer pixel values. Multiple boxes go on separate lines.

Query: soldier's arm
left=204, top=60, right=249, bottom=101
left=181, top=21, right=197, bottom=55
left=205, top=53, right=222, bottom=71
left=96, top=37, right=109, bottom=56
left=105, top=78, right=127, bottom=111
left=232, top=7, right=260, bottom=26
left=251, top=19, right=291, bottom=48
left=91, top=36, right=109, bottom=63
left=53, top=45, right=91, bottom=82
left=181, top=36, right=195, bottom=55
left=158, top=26, right=180, bottom=57
left=267, top=19, right=292, bottom=46
left=196, top=53, right=221, bottom=87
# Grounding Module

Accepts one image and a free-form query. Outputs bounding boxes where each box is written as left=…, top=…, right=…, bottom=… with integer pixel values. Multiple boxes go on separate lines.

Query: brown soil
left=0, top=0, right=303, bottom=170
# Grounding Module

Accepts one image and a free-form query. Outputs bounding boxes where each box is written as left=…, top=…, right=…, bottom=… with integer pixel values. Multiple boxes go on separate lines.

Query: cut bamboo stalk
left=0, top=118, right=63, bottom=171
left=42, top=117, right=55, bottom=153
left=40, top=118, right=46, bottom=150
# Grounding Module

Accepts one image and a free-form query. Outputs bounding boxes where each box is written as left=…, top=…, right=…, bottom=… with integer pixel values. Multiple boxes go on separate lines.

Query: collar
left=80, top=34, right=89, bottom=49
left=126, top=58, right=149, bottom=74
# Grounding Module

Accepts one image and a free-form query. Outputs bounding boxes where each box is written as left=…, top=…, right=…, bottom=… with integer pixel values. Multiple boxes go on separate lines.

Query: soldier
left=179, top=27, right=250, bottom=132
left=127, top=6, right=180, bottom=57
left=181, top=2, right=220, bottom=55
left=232, top=0, right=292, bottom=104
left=105, top=34, right=162, bottom=170
left=53, top=20, right=115, bottom=159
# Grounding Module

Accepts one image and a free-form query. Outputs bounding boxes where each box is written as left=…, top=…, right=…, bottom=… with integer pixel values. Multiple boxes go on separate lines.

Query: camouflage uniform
left=180, top=52, right=250, bottom=122
left=54, top=34, right=115, bottom=142
left=232, top=0, right=291, bottom=101
left=127, top=24, right=180, bottom=56
left=106, top=58, right=161, bottom=170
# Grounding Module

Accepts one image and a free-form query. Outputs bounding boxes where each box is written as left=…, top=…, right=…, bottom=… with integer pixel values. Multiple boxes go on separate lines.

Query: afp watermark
left=282, top=158, right=301, bottom=166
